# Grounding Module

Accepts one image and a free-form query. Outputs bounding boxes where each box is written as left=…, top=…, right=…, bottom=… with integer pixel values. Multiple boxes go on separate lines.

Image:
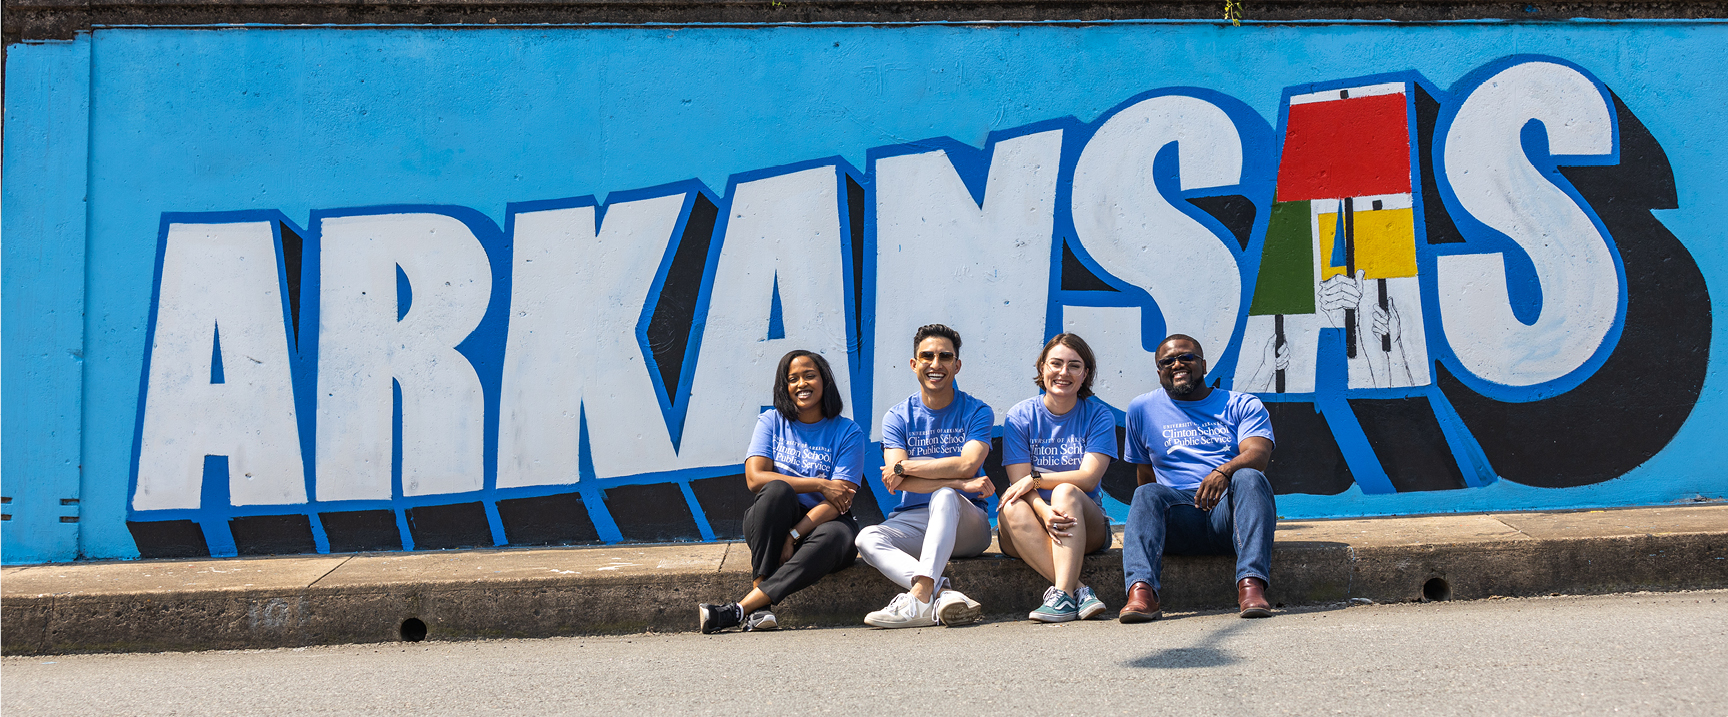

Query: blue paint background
left=4, top=22, right=1724, bottom=561
left=1, top=36, right=91, bottom=562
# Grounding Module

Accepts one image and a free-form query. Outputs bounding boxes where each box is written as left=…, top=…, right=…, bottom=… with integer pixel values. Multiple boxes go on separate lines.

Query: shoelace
left=889, top=593, right=915, bottom=615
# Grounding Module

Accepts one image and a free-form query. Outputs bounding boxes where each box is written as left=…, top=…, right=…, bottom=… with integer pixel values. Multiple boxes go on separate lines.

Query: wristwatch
left=893, top=460, right=905, bottom=476
left=1030, top=468, right=1043, bottom=491
left=789, top=527, right=803, bottom=542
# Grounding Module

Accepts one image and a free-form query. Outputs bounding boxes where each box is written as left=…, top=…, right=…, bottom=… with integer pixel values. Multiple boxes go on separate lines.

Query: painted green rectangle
left=1249, top=200, right=1315, bottom=316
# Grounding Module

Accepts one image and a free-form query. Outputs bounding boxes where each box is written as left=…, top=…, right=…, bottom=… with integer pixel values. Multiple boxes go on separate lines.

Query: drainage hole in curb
left=1422, top=578, right=1452, bottom=602
left=400, top=618, right=427, bottom=642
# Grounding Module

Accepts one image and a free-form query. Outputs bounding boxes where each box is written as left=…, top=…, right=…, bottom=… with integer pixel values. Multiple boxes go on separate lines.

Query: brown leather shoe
left=1118, top=581, right=1162, bottom=623
left=1237, top=577, right=1272, bottom=618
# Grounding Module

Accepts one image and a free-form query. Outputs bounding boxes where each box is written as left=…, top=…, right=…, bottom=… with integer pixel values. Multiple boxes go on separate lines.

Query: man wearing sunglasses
left=856, top=323, right=996, bottom=628
left=1118, top=334, right=1277, bottom=622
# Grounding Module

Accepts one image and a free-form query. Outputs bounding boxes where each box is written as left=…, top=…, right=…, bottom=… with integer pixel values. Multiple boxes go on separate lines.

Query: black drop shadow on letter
left=1437, top=95, right=1710, bottom=488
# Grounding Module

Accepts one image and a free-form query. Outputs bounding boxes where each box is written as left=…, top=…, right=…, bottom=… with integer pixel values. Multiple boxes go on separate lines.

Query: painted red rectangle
left=1275, top=92, right=1412, bottom=202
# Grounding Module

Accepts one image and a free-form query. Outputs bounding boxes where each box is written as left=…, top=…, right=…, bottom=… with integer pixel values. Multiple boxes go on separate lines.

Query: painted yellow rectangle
left=1318, top=207, right=1417, bottom=281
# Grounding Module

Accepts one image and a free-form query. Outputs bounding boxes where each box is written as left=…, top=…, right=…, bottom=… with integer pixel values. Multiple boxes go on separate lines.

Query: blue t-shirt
left=880, top=390, right=994, bottom=513
left=1001, top=396, right=1118, bottom=504
left=745, top=410, right=867, bottom=510
left=1124, top=389, right=1274, bottom=490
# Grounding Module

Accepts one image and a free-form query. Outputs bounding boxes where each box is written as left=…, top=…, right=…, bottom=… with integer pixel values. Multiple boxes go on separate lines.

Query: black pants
left=743, top=480, right=859, bottom=604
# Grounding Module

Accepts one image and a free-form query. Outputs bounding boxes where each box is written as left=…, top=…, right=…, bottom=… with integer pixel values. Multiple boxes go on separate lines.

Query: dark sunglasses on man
left=1157, top=352, right=1201, bottom=368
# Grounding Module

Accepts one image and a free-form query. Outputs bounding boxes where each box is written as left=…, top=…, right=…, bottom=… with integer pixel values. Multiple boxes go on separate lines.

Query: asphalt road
left=5, top=590, right=1724, bottom=716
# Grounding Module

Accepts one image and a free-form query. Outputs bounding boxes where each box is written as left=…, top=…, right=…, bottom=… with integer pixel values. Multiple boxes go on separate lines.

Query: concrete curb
left=3, top=504, right=1724, bottom=655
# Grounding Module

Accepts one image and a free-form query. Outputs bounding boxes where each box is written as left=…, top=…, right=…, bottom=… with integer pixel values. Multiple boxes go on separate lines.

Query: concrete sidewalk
left=4, top=504, right=1725, bottom=655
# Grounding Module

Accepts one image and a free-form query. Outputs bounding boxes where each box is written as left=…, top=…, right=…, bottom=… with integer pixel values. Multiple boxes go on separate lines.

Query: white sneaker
left=935, top=588, right=982, bottom=626
left=864, top=592, right=936, bottom=629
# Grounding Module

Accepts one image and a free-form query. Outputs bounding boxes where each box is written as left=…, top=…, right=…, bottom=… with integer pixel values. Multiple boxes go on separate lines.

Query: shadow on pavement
left=1122, top=620, right=1249, bottom=669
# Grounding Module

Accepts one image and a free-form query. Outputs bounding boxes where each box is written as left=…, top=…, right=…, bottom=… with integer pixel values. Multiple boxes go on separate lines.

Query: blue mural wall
left=3, top=22, right=1724, bottom=563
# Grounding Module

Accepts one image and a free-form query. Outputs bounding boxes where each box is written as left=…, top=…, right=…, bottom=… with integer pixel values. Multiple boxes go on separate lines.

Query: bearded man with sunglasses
left=1119, top=334, right=1277, bottom=622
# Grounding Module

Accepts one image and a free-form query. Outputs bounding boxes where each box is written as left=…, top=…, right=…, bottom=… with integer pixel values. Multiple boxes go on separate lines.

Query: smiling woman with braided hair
left=698, top=349, right=866, bottom=634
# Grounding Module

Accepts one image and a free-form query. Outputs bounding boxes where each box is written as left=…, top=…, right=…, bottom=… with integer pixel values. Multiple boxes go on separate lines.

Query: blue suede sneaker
left=1029, top=586, right=1079, bottom=623
left=1076, top=585, right=1107, bottom=620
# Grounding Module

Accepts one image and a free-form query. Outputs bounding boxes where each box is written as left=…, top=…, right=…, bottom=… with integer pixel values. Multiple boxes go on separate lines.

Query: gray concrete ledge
left=3, top=504, right=1724, bottom=655
left=8, top=0, right=1728, bottom=43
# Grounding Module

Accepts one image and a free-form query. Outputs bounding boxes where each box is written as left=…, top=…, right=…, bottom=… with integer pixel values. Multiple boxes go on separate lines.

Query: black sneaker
left=743, top=610, right=779, bottom=632
left=699, top=603, right=742, bottom=634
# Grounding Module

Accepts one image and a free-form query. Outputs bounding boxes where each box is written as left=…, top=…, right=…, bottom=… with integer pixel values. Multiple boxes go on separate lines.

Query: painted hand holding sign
left=119, top=54, right=1709, bottom=559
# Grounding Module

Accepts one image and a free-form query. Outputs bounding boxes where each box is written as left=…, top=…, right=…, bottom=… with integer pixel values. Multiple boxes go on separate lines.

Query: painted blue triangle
left=766, top=273, right=786, bottom=341
left=396, top=264, right=413, bottom=322
left=209, top=323, right=226, bottom=384
left=1328, top=209, right=1348, bottom=269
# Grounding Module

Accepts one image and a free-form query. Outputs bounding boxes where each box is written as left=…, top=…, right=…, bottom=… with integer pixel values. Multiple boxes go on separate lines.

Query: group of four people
left=697, top=324, right=1276, bottom=633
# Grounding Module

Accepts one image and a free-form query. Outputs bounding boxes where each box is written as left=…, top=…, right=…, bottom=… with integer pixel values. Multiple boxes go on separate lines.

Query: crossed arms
left=879, top=442, right=995, bottom=500
left=745, top=455, right=857, bottom=562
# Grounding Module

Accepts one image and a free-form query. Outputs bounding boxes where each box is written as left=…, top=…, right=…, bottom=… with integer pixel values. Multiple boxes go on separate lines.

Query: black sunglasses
left=916, top=350, right=958, bottom=364
left=1157, top=352, right=1201, bottom=368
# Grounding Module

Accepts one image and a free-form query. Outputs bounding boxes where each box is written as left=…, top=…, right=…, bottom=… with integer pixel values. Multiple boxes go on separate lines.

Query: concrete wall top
left=9, top=1, right=1728, bottom=43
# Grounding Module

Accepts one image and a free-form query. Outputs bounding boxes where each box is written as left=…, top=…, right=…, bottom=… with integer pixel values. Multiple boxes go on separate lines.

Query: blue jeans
left=1122, top=468, right=1275, bottom=594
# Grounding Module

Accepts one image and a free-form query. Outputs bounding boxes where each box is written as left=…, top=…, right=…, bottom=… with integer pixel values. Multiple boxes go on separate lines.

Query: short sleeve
left=881, top=403, right=908, bottom=451
left=1084, top=401, right=1119, bottom=459
left=1233, top=394, right=1276, bottom=446
left=745, top=411, right=778, bottom=461
left=1124, top=397, right=1154, bottom=465
left=965, top=399, right=995, bottom=446
left=1000, top=405, right=1032, bottom=466
left=829, top=420, right=866, bottom=486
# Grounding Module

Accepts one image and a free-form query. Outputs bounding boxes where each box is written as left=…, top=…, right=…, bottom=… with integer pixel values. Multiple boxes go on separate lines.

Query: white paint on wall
left=314, top=213, right=491, bottom=500
left=1438, top=61, right=1620, bottom=388
left=114, top=61, right=1650, bottom=532
left=1061, top=305, right=1165, bottom=408
left=496, top=194, right=689, bottom=487
left=134, top=221, right=305, bottom=510
left=681, top=167, right=856, bottom=466
left=1229, top=312, right=1323, bottom=395
left=871, top=130, right=1064, bottom=438
left=1070, top=94, right=1246, bottom=371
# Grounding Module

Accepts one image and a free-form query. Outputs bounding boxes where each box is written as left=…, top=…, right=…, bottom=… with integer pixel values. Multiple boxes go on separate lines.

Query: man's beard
left=1166, top=373, right=1204, bottom=397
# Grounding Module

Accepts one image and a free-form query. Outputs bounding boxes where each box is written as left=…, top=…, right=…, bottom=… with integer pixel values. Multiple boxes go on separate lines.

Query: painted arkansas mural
left=107, top=51, right=1711, bottom=558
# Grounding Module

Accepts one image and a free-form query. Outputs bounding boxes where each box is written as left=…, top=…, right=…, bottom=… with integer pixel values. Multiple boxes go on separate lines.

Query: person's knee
left=759, top=479, right=795, bottom=502
left=1128, top=484, right=1174, bottom=527
left=855, top=525, right=884, bottom=551
left=998, top=499, right=1036, bottom=527
left=1230, top=468, right=1271, bottom=495
left=1051, top=482, right=1084, bottom=504
left=1132, top=482, right=1172, bottom=504
left=926, top=487, right=967, bottom=518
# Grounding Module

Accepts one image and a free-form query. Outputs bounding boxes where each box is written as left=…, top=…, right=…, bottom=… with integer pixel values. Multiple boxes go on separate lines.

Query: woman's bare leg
left=1051, top=484, right=1093, bottom=595
left=1080, top=493, right=1109, bottom=554
left=998, top=498, right=1059, bottom=586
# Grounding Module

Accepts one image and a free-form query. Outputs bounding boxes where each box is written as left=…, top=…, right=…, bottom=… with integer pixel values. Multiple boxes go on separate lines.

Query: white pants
left=856, top=487, right=992, bottom=590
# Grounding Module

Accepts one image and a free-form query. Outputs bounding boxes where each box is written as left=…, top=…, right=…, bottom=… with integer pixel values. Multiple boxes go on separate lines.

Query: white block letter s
left=1438, top=60, right=1621, bottom=389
